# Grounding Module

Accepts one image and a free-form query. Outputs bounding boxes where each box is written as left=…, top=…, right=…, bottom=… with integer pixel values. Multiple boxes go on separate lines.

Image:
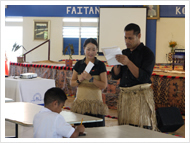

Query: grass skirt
left=118, top=84, right=157, bottom=131
left=71, top=76, right=108, bottom=115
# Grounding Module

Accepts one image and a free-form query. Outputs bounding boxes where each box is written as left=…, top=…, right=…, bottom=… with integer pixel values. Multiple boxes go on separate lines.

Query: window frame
left=62, top=17, right=98, bottom=55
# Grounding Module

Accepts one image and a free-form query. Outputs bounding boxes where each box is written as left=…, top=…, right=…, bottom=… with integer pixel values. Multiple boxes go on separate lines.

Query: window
left=81, top=27, right=97, bottom=38
left=62, top=18, right=98, bottom=55
left=4, top=17, right=23, bottom=63
left=63, top=27, right=79, bottom=38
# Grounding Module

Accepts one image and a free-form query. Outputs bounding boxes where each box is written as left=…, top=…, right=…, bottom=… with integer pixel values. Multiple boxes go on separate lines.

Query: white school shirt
left=33, top=107, right=75, bottom=138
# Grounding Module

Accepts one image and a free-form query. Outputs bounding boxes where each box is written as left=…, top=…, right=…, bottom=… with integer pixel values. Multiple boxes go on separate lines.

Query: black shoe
left=129, top=123, right=139, bottom=127
left=143, top=125, right=152, bottom=130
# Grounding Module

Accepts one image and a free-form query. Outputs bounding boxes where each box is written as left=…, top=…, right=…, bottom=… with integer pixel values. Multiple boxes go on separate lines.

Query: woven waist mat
left=118, top=84, right=158, bottom=131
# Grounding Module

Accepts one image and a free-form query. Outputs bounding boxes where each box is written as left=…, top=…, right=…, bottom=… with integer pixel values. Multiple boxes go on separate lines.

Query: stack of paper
left=101, top=46, right=123, bottom=66
left=84, top=61, right=94, bottom=73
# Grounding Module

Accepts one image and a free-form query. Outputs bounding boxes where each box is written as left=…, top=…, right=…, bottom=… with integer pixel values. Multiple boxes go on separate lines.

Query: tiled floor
left=5, top=96, right=185, bottom=138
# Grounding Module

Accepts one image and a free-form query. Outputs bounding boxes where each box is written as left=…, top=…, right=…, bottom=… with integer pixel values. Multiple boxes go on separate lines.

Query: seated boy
left=33, top=87, right=85, bottom=138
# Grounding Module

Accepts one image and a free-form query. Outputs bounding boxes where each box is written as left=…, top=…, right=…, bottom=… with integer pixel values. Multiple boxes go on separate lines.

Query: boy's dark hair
left=83, top=38, right=98, bottom=49
left=124, top=23, right=141, bottom=36
left=44, top=87, right=67, bottom=105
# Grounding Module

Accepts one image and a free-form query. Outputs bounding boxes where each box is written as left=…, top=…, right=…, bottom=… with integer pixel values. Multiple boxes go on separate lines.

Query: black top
left=73, top=57, right=107, bottom=75
left=111, top=43, right=155, bottom=87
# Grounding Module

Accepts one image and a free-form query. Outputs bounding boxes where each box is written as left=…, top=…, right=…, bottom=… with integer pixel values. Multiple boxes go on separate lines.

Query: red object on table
left=5, top=61, right=9, bottom=75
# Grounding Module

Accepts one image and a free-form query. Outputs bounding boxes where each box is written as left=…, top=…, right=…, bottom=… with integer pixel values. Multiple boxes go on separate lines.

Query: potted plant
left=12, top=42, right=27, bottom=63
left=168, top=41, right=177, bottom=62
left=63, top=44, right=74, bottom=67
left=169, top=41, right=177, bottom=53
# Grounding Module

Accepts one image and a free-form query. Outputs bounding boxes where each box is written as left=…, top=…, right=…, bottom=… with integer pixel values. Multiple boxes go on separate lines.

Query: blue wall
left=5, top=5, right=185, bottom=17
left=146, top=20, right=157, bottom=55
left=5, top=5, right=185, bottom=56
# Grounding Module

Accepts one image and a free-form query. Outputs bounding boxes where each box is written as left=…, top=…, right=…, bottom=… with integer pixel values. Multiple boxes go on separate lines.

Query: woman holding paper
left=70, top=38, right=108, bottom=127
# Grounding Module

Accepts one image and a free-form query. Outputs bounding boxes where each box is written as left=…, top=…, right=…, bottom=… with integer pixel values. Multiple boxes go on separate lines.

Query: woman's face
left=84, top=43, right=98, bottom=60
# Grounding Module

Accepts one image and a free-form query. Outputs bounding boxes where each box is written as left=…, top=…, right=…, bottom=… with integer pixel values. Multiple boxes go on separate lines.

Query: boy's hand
left=70, top=125, right=85, bottom=138
left=71, top=125, right=75, bottom=128
left=76, top=125, right=85, bottom=133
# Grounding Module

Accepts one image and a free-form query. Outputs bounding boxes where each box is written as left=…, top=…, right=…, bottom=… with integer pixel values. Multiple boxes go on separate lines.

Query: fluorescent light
left=63, top=18, right=80, bottom=22
left=5, top=17, right=23, bottom=22
left=81, top=18, right=98, bottom=22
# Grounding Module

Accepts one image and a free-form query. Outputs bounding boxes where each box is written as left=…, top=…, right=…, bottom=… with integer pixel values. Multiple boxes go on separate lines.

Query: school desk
left=79, top=125, right=181, bottom=138
left=5, top=102, right=103, bottom=138
left=5, top=98, right=14, bottom=102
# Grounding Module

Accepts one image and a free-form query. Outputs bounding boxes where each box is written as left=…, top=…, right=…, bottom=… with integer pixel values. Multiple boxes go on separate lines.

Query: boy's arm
left=70, top=125, right=85, bottom=138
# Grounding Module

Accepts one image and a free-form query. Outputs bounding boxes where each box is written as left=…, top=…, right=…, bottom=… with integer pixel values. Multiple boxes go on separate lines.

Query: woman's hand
left=81, top=71, right=92, bottom=81
left=78, top=74, right=85, bottom=82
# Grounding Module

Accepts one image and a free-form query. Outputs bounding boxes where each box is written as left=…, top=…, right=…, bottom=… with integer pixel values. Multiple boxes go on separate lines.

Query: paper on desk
left=101, top=46, right=123, bottom=66
left=84, top=61, right=94, bottom=73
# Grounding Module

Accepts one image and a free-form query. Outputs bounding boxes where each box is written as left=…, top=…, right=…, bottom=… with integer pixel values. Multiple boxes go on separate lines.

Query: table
left=5, top=102, right=103, bottom=138
left=8, top=62, right=185, bottom=114
left=5, top=76, right=55, bottom=105
left=5, top=98, right=14, bottom=102
left=80, top=125, right=181, bottom=138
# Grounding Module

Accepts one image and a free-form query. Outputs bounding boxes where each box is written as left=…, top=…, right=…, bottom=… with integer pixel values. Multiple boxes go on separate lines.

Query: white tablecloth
left=5, top=76, right=55, bottom=104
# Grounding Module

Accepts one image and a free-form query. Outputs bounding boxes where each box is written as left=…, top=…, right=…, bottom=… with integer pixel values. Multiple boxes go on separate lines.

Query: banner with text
left=5, top=5, right=185, bottom=17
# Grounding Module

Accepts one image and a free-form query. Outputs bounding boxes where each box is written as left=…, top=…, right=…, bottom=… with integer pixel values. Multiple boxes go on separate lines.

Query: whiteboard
left=98, top=7, right=147, bottom=53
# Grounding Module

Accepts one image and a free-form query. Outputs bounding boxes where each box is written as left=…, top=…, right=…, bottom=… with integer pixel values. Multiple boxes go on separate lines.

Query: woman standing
left=70, top=38, right=108, bottom=127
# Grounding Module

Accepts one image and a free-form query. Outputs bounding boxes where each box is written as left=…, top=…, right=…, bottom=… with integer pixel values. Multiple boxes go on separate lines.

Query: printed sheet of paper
left=101, top=46, right=123, bottom=66
left=84, top=61, right=94, bottom=73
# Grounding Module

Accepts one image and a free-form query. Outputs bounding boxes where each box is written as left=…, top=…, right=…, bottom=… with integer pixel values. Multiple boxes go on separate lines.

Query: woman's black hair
left=83, top=38, right=98, bottom=49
